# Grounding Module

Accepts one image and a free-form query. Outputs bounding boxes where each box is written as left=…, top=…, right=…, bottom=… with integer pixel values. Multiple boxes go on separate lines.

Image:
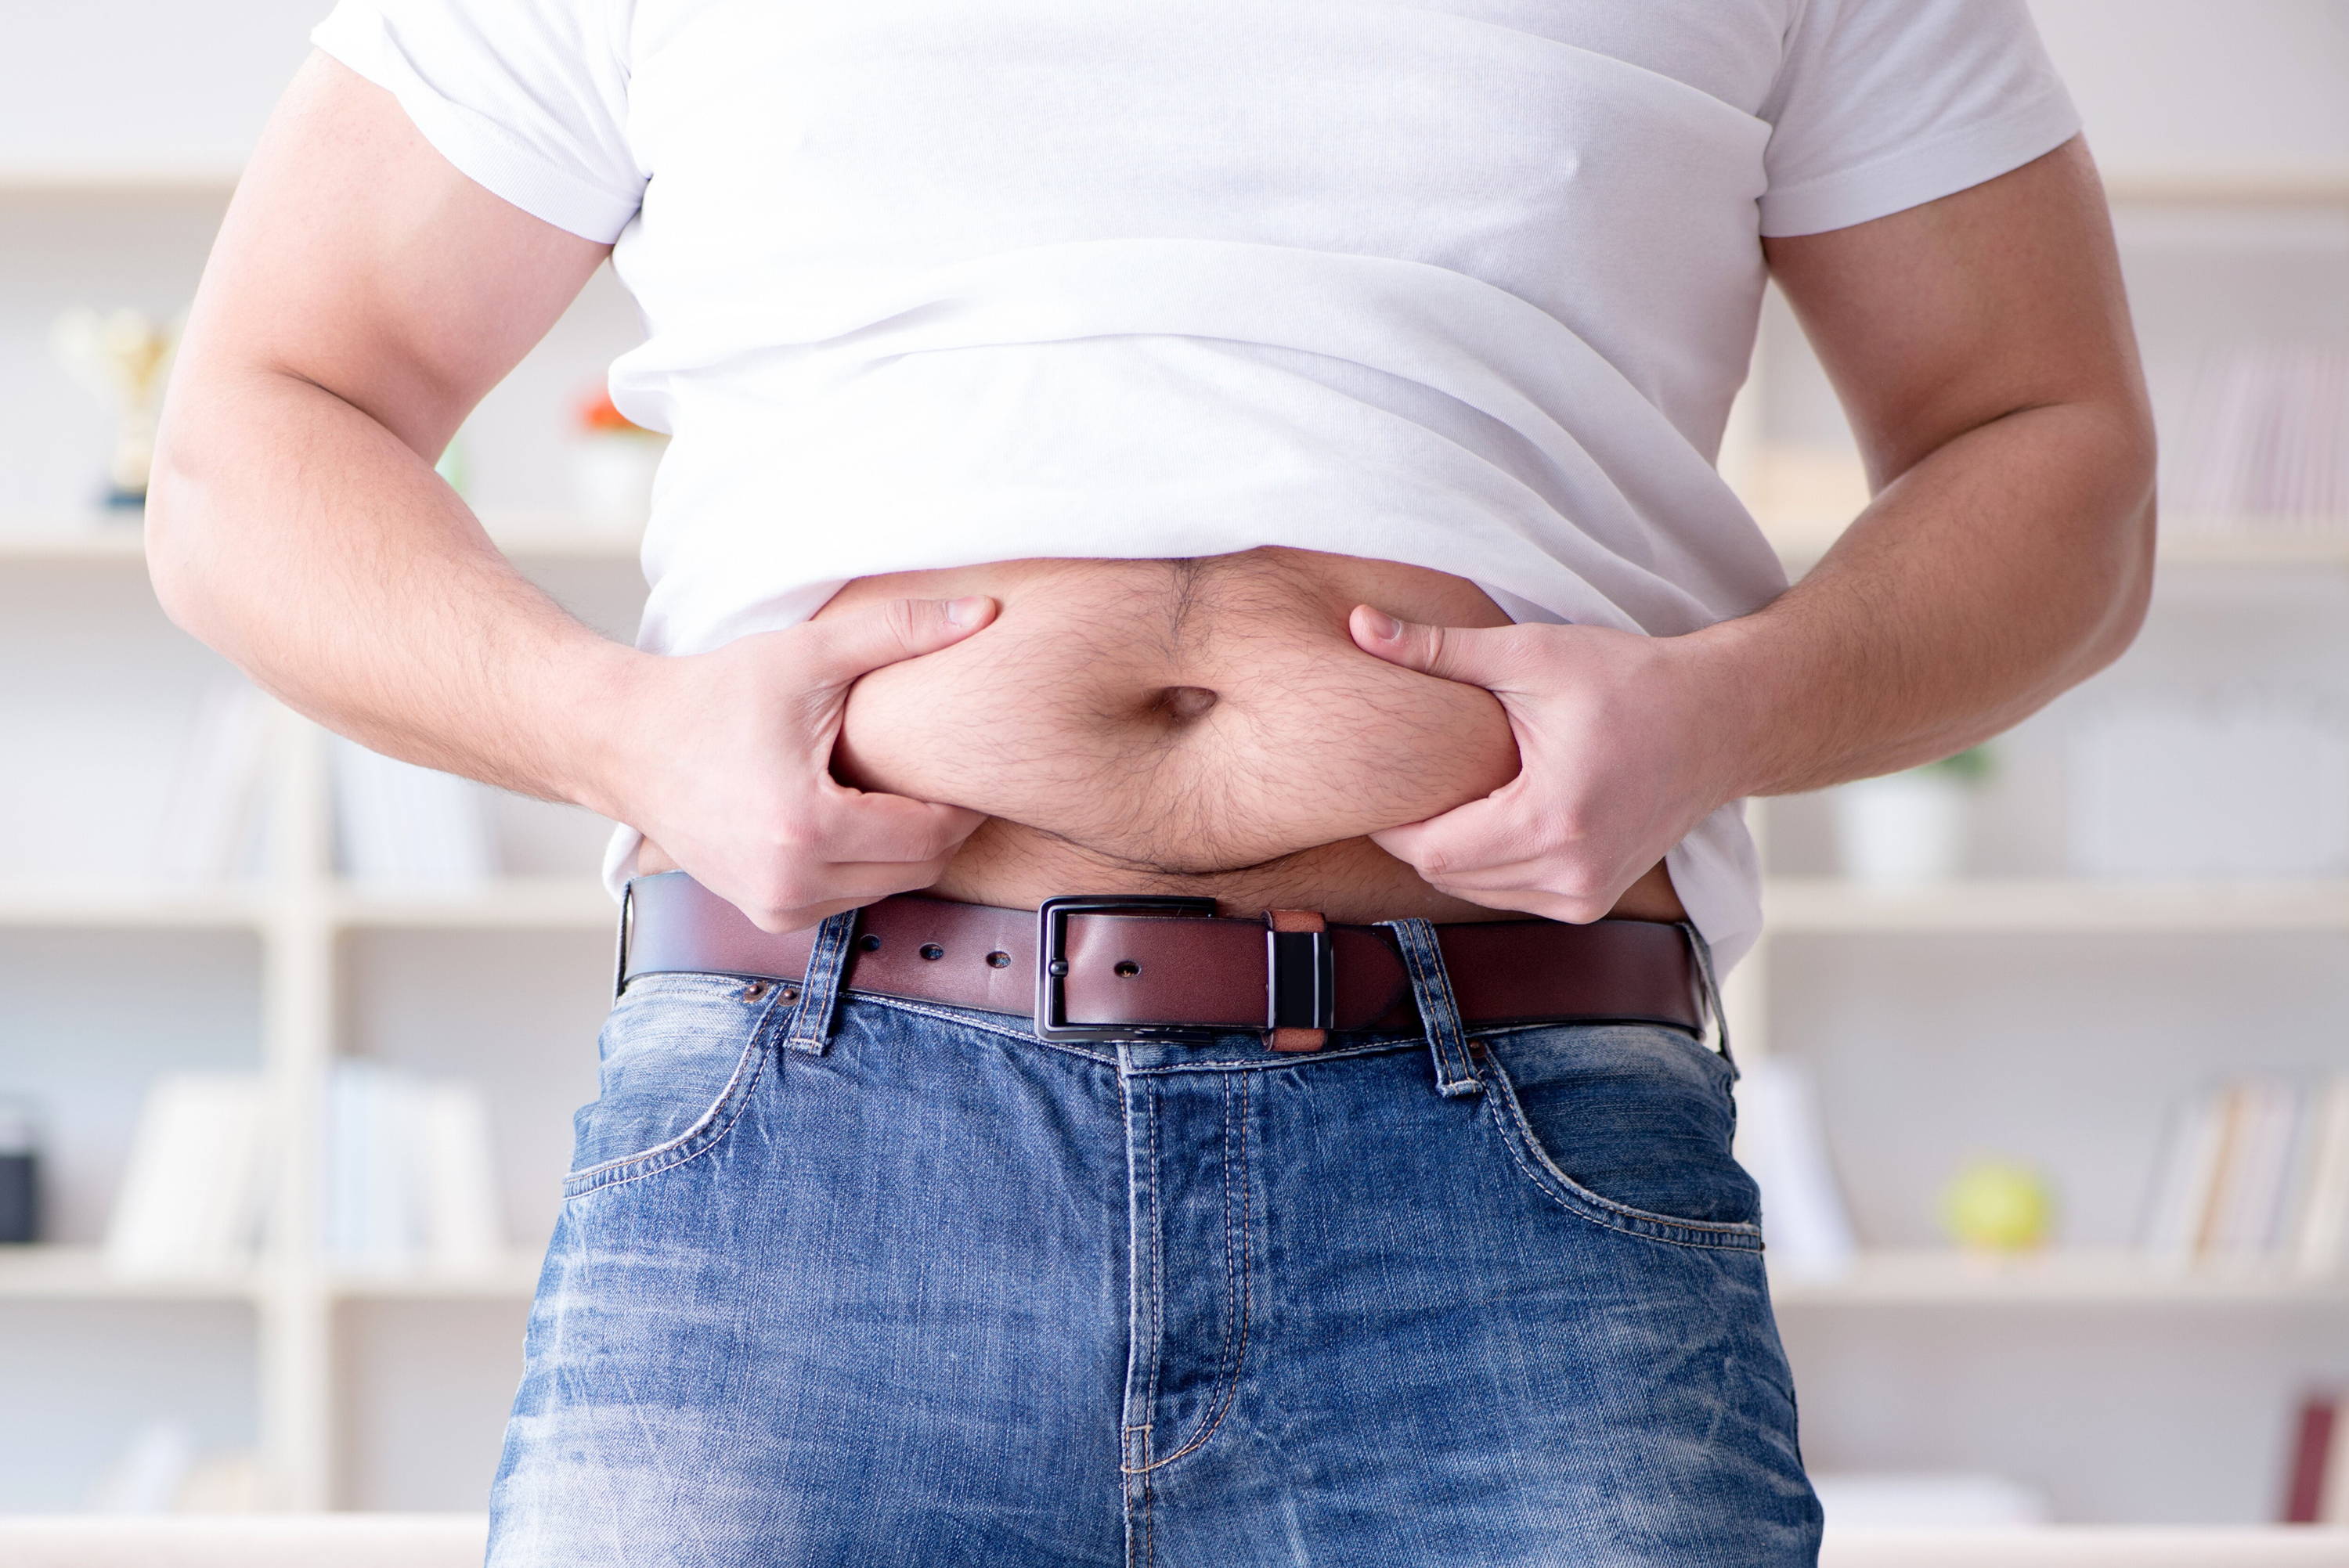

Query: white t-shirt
left=312, top=0, right=2082, bottom=971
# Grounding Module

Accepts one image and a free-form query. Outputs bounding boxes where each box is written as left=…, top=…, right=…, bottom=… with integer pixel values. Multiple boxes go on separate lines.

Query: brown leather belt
left=616, top=871, right=1709, bottom=1052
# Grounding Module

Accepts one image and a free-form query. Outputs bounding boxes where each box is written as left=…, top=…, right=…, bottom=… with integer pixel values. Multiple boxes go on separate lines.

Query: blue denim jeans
left=486, top=913, right=1820, bottom=1566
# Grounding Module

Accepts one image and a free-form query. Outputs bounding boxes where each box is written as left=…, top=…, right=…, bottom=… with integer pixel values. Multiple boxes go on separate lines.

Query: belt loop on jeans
left=1678, top=919, right=1734, bottom=1069
left=1383, top=917, right=1481, bottom=1098
left=782, top=907, right=861, bottom=1056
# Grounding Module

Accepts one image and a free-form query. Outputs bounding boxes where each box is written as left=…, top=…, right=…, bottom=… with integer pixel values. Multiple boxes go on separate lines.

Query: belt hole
left=740, top=980, right=770, bottom=1003
left=986, top=950, right=1012, bottom=969
left=919, top=943, right=945, bottom=961
left=1114, top=960, right=1141, bottom=979
left=858, top=933, right=883, bottom=951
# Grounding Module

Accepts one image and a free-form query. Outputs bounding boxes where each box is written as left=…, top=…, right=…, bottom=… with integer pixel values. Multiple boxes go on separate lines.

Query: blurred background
left=0, top=0, right=2346, bottom=1546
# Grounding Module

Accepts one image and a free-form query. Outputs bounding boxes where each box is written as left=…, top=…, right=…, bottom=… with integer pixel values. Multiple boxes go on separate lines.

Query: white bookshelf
left=1769, top=1250, right=2349, bottom=1308
left=2, top=31, right=2346, bottom=1516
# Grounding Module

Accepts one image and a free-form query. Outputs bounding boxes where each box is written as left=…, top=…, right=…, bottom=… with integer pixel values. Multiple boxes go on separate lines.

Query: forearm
left=146, top=364, right=646, bottom=820
left=1693, top=395, right=2156, bottom=798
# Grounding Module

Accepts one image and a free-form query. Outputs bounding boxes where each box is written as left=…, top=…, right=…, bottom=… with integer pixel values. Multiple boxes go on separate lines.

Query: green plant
left=1914, top=743, right=1995, bottom=785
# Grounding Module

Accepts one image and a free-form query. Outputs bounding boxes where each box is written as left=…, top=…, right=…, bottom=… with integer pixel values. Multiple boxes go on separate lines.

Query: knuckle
left=882, top=597, right=930, bottom=648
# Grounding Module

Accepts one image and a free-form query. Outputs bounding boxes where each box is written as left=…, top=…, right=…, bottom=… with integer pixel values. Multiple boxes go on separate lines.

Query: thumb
left=801, top=595, right=998, bottom=683
left=1348, top=605, right=1527, bottom=690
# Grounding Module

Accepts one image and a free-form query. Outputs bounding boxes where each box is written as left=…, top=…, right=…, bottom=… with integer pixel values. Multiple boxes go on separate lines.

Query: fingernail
left=944, top=596, right=987, bottom=627
left=1361, top=608, right=1402, bottom=641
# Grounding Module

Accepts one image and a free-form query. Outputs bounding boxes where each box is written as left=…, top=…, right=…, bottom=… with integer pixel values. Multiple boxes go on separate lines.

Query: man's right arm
left=148, top=52, right=997, bottom=932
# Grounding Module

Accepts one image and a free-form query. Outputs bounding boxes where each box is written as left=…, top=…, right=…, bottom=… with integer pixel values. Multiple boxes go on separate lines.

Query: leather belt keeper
left=615, top=871, right=1708, bottom=1047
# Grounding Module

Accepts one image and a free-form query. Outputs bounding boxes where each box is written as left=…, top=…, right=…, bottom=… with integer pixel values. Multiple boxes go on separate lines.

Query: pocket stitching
left=1477, top=1047, right=1763, bottom=1252
left=561, top=998, right=781, bottom=1198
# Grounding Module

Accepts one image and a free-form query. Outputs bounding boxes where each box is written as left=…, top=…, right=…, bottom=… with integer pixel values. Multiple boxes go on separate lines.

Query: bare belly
left=636, top=546, right=1686, bottom=925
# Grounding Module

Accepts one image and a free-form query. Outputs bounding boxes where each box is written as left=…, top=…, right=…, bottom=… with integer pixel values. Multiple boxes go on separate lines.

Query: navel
left=1153, top=685, right=1221, bottom=723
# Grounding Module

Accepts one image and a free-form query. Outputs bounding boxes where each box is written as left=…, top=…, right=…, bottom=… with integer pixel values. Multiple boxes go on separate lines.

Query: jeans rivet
left=780, top=986, right=801, bottom=1004
left=741, top=980, right=770, bottom=1003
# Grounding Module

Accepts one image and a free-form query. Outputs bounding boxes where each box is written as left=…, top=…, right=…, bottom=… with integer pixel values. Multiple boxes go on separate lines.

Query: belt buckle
left=1264, top=918, right=1335, bottom=1036
left=1035, top=895, right=1220, bottom=1043
left=612, top=876, right=637, bottom=1002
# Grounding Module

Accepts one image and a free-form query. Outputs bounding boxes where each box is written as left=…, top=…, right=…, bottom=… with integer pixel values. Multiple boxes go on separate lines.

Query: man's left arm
left=1349, top=135, right=2158, bottom=922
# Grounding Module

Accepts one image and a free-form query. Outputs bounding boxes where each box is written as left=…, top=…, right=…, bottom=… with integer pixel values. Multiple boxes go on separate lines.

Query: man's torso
left=635, top=547, right=1688, bottom=922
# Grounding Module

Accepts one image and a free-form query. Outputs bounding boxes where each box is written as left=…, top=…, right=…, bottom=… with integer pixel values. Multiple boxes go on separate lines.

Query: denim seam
left=561, top=1036, right=773, bottom=1199
left=861, top=992, right=1425, bottom=1072
left=1124, top=1071, right=1254, bottom=1476
left=1125, top=1037, right=1423, bottom=1076
left=559, top=986, right=788, bottom=1196
left=1477, top=1050, right=1765, bottom=1252
left=1129, top=1424, right=1155, bottom=1568
left=1142, top=1079, right=1165, bottom=1438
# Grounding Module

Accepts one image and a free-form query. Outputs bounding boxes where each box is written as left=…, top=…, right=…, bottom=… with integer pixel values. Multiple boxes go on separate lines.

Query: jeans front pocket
left=1475, top=1021, right=1763, bottom=1251
left=561, top=970, right=787, bottom=1199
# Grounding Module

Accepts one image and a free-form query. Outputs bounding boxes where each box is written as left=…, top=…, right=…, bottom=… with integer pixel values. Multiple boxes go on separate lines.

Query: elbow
left=2075, top=424, right=2161, bottom=679
left=142, top=435, right=227, bottom=649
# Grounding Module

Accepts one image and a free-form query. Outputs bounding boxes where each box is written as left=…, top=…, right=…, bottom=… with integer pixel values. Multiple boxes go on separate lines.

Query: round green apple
left=1940, top=1159, right=2055, bottom=1252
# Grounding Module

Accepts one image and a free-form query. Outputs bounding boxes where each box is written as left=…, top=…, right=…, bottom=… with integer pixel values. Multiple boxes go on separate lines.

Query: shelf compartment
left=1763, top=878, right=2349, bottom=934
left=1770, top=1249, right=2349, bottom=1307
left=0, top=514, right=643, bottom=563
left=329, top=878, right=615, bottom=932
left=0, top=881, right=272, bottom=929
left=0, top=1245, right=259, bottom=1302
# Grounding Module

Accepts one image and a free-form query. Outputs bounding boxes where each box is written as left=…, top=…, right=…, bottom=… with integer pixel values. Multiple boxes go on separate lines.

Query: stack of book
left=2282, top=1392, right=2349, bottom=1524
left=1734, top=1058, right=1858, bottom=1278
left=327, top=733, right=500, bottom=888
left=2158, top=341, right=2349, bottom=535
left=103, top=1073, right=273, bottom=1277
left=2140, top=1075, right=2349, bottom=1273
left=151, top=678, right=276, bottom=882
left=322, top=1059, right=503, bottom=1271
left=151, top=678, right=505, bottom=886
left=103, top=1064, right=505, bottom=1277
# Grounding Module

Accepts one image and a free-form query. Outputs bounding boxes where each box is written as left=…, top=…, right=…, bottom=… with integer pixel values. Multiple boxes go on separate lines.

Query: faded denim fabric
left=486, top=910, right=1820, bottom=1566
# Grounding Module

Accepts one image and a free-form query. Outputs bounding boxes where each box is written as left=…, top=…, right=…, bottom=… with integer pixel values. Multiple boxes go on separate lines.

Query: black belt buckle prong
left=1265, top=925, right=1335, bottom=1033
left=1035, top=895, right=1221, bottom=1043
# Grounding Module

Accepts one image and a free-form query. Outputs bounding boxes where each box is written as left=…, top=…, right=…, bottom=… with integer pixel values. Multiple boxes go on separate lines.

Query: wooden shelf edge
left=1763, top=878, right=2349, bottom=933
left=323, top=1253, right=546, bottom=1301
left=0, top=882, right=274, bottom=928
left=0, top=1246, right=260, bottom=1302
left=0, top=514, right=643, bottom=563
left=329, top=877, right=617, bottom=930
left=1770, top=1249, right=2349, bottom=1307
left=1762, top=522, right=2349, bottom=571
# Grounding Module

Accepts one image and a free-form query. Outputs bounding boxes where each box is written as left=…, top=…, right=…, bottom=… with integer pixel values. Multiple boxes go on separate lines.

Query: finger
left=1348, top=606, right=1535, bottom=691
left=1371, top=791, right=1542, bottom=878
left=728, top=856, right=966, bottom=935
left=810, top=790, right=987, bottom=863
left=799, top=595, right=998, bottom=683
left=1437, top=885, right=1609, bottom=925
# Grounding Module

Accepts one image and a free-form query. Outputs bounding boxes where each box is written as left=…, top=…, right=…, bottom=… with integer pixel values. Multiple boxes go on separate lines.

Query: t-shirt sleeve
left=309, top=0, right=645, bottom=244
left=1757, top=0, right=2084, bottom=238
